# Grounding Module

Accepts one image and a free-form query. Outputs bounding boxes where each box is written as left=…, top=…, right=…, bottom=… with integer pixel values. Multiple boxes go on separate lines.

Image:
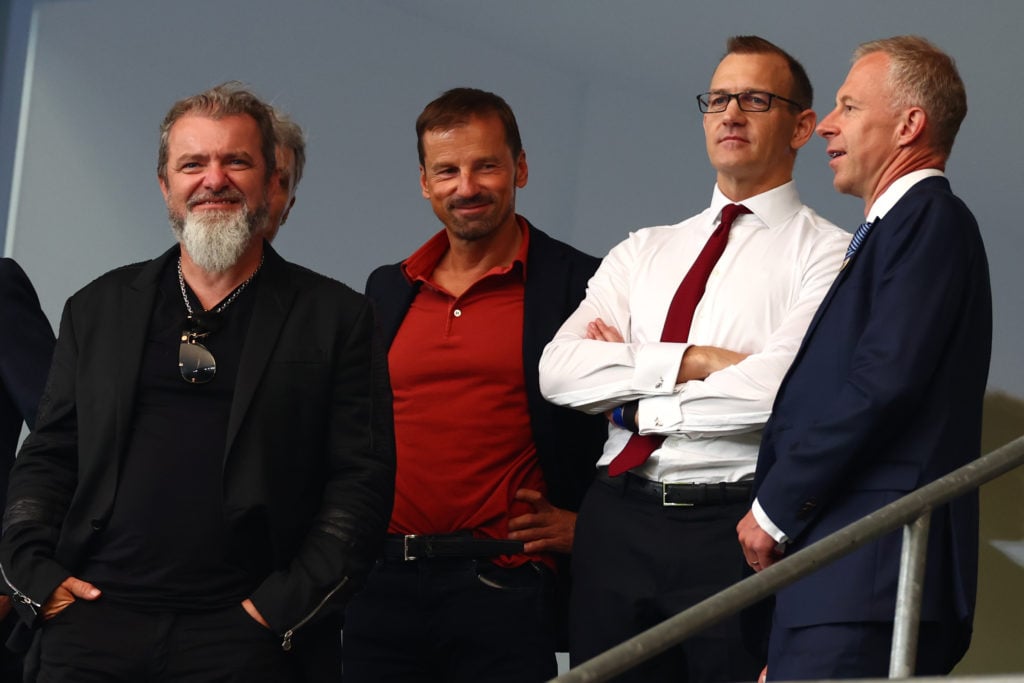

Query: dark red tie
left=607, top=203, right=751, bottom=476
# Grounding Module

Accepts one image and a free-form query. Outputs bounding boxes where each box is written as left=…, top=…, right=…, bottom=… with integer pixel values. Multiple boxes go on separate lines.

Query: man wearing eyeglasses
left=0, top=83, right=394, bottom=681
left=539, top=36, right=848, bottom=682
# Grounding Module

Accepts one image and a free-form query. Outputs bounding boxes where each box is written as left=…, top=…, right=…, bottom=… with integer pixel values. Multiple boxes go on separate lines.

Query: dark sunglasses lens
left=179, top=341, right=216, bottom=384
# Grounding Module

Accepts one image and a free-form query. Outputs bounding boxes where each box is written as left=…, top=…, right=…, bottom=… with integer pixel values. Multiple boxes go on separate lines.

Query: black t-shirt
left=81, top=257, right=263, bottom=612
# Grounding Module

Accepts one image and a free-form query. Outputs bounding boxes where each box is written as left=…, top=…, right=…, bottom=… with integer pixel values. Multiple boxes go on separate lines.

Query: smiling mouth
left=188, top=196, right=243, bottom=210
left=828, top=151, right=846, bottom=159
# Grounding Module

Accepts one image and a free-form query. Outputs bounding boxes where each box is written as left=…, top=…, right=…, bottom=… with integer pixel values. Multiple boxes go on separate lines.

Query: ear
left=419, top=165, right=430, bottom=199
left=158, top=175, right=170, bottom=202
left=896, top=107, right=927, bottom=147
left=515, top=150, right=529, bottom=188
left=280, top=197, right=296, bottom=226
left=790, top=108, right=818, bottom=151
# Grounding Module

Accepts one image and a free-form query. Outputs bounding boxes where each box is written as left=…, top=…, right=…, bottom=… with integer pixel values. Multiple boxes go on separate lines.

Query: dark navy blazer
left=753, top=176, right=991, bottom=656
left=0, top=259, right=55, bottom=513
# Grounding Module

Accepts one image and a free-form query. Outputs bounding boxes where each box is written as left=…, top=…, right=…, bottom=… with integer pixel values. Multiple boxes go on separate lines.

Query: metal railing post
left=550, top=435, right=1024, bottom=683
left=890, top=511, right=932, bottom=678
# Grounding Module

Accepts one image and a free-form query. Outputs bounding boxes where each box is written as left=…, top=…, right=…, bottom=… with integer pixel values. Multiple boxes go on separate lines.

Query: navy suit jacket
left=364, top=221, right=606, bottom=514
left=0, top=259, right=56, bottom=514
left=753, top=177, right=991, bottom=654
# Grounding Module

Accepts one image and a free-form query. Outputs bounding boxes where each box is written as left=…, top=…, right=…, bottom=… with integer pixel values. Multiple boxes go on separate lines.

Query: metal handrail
left=551, top=434, right=1024, bottom=683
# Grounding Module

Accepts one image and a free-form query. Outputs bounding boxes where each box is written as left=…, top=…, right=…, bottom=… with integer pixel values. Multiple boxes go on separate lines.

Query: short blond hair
left=855, top=36, right=966, bottom=156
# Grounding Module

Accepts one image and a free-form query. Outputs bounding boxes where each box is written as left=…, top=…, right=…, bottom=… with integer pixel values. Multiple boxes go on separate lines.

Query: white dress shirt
left=751, top=168, right=946, bottom=542
left=539, top=181, right=849, bottom=484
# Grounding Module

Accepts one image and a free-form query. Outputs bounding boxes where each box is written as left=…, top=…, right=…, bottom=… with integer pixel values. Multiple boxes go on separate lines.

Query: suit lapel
left=777, top=218, right=881, bottom=399
left=797, top=215, right=881, bottom=350
left=522, top=225, right=565, bottom=376
left=224, top=245, right=296, bottom=460
left=376, top=272, right=419, bottom=349
left=116, top=248, right=175, bottom=466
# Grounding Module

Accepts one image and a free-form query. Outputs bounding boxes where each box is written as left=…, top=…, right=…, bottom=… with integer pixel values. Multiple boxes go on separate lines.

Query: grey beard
left=170, top=204, right=266, bottom=274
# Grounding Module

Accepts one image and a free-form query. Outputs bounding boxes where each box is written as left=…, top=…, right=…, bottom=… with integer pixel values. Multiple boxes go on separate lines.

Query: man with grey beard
left=0, top=83, right=395, bottom=682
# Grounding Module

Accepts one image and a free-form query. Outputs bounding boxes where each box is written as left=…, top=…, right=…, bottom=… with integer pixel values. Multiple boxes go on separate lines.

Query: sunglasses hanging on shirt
left=179, top=319, right=217, bottom=384
left=175, top=255, right=263, bottom=385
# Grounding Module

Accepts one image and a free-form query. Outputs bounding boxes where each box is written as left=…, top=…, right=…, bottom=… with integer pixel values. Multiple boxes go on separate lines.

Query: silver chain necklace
left=177, top=254, right=264, bottom=316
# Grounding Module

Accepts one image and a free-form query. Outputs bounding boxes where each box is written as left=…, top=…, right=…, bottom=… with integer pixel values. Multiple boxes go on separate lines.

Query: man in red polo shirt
left=343, top=88, right=607, bottom=682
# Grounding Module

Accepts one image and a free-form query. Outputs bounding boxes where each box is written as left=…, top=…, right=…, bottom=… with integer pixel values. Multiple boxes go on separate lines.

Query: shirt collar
left=865, top=169, right=945, bottom=223
left=709, top=180, right=803, bottom=229
left=401, top=215, right=531, bottom=284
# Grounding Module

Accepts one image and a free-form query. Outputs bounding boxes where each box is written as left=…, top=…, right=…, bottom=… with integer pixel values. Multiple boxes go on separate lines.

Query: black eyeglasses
left=179, top=317, right=216, bottom=384
left=697, top=91, right=805, bottom=113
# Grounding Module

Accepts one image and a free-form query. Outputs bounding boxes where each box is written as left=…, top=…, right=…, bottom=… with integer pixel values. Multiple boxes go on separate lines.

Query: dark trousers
left=766, top=618, right=963, bottom=680
left=570, top=474, right=763, bottom=683
left=35, top=598, right=299, bottom=682
left=0, top=611, right=23, bottom=681
left=342, top=557, right=558, bottom=683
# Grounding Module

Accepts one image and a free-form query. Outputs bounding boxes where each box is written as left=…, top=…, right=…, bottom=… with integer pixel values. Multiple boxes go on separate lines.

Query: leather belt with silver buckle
left=600, top=469, right=752, bottom=507
left=384, top=534, right=525, bottom=561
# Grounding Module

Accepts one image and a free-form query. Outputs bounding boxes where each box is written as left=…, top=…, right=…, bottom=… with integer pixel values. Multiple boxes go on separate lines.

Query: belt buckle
left=662, top=482, right=694, bottom=507
left=403, top=534, right=418, bottom=561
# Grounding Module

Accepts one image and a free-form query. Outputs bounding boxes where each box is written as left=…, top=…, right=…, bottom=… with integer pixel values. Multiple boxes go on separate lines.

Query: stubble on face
left=441, top=183, right=517, bottom=242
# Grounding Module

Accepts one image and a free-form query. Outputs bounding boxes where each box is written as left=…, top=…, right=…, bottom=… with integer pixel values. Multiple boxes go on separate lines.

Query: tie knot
left=845, top=219, right=875, bottom=260
left=719, top=203, right=752, bottom=229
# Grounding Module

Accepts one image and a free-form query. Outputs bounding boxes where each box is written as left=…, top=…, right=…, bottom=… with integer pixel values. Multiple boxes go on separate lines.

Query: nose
left=721, top=96, right=746, bottom=124
left=455, top=171, right=479, bottom=197
left=203, top=162, right=230, bottom=191
left=817, top=109, right=838, bottom=139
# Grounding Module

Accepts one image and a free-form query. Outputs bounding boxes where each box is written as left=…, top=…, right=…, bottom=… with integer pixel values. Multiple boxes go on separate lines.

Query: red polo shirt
left=388, top=219, right=548, bottom=568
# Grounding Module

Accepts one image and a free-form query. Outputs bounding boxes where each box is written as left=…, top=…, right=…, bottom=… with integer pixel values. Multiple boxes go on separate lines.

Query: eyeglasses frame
left=696, top=90, right=806, bottom=114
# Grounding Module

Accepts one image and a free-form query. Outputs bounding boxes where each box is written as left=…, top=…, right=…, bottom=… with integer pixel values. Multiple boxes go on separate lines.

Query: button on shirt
left=539, top=182, right=849, bottom=484
left=388, top=221, right=550, bottom=569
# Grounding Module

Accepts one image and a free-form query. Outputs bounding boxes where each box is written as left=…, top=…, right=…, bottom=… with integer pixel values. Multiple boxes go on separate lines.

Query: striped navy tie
left=845, top=220, right=874, bottom=260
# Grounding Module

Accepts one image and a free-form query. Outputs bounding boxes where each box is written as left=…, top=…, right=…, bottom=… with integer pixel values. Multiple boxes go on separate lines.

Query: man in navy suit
left=0, top=258, right=55, bottom=680
left=343, top=87, right=606, bottom=682
left=737, top=36, right=992, bottom=679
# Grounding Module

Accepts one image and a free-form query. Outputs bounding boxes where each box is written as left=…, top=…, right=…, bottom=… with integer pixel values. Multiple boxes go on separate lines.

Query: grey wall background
left=1, top=0, right=1022, bottom=673
left=2, top=0, right=1022, bottom=403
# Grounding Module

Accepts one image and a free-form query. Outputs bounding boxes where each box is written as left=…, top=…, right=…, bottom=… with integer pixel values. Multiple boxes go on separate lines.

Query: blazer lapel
left=778, top=219, right=879, bottom=394
left=796, top=216, right=880, bottom=350
left=522, top=225, right=566, bottom=375
left=116, top=248, right=175, bottom=466
left=224, top=245, right=296, bottom=460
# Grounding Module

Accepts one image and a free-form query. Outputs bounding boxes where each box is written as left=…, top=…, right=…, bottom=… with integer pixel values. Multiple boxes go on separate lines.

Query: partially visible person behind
left=539, top=36, right=848, bottom=682
left=0, top=257, right=55, bottom=681
left=343, top=87, right=606, bottom=683
left=737, top=35, right=991, bottom=679
left=0, top=82, right=394, bottom=682
left=265, top=107, right=306, bottom=241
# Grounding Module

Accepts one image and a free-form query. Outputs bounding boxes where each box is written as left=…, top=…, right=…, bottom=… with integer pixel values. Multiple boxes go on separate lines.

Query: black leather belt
left=598, top=469, right=752, bottom=506
left=383, top=534, right=525, bottom=561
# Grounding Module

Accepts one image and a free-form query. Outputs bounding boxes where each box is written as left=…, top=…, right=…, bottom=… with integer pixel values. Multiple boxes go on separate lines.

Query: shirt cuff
left=633, top=342, right=689, bottom=395
left=637, top=394, right=681, bottom=433
left=752, top=498, right=789, bottom=544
